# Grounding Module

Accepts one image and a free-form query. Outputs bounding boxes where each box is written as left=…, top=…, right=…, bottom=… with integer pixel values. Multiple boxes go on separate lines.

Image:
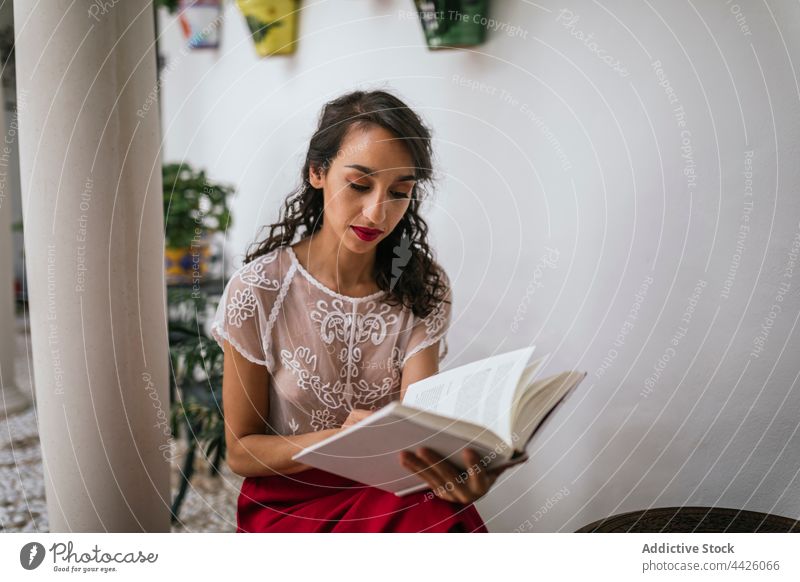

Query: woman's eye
left=348, top=182, right=409, bottom=198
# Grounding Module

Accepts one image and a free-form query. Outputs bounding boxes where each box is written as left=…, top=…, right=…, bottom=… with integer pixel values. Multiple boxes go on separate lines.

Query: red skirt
left=236, top=468, right=489, bottom=533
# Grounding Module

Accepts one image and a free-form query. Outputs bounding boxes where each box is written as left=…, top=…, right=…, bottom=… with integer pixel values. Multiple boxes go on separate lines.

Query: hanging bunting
left=413, top=0, right=491, bottom=50
left=237, top=0, right=300, bottom=57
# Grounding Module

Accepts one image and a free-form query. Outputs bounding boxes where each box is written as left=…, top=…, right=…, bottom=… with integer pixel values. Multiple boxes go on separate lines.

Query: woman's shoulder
left=228, top=245, right=290, bottom=292
left=418, top=261, right=453, bottom=320
left=425, top=260, right=452, bottom=304
left=433, top=261, right=451, bottom=288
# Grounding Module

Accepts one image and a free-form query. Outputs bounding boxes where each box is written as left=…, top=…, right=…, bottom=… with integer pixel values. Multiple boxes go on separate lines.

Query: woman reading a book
left=211, top=89, right=510, bottom=532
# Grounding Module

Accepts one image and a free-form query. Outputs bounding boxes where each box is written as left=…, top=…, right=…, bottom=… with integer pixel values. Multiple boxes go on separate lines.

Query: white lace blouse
left=210, top=244, right=452, bottom=436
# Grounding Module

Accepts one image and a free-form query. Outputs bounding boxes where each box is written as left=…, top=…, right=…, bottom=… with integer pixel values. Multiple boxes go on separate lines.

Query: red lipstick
left=351, top=225, right=383, bottom=241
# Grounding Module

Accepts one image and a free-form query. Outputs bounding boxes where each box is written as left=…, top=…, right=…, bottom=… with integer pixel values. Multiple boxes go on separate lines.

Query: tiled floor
left=1, top=308, right=242, bottom=532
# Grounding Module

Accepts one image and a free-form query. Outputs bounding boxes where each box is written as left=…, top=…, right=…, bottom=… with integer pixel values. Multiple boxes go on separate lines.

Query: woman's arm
left=399, top=342, right=439, bottom=400
left=222, top=340, right=339, bottom=477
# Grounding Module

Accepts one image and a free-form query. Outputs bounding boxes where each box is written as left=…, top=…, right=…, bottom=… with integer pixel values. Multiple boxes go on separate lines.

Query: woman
left=211, top=89, right=511, bottom=532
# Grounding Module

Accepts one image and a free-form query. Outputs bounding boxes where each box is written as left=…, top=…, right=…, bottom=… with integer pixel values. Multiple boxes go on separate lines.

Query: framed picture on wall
left=178, top=0, right=223, bottom=49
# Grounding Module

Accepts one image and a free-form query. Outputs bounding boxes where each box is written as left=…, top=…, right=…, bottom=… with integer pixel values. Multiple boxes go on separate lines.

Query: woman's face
left=309, top=123, right=416, bottom=254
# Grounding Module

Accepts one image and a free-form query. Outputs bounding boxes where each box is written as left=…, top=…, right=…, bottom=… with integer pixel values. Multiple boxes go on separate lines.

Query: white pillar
left=0, top=81, right=28, bottom=418
left=14, top=0, right=170, bottom=531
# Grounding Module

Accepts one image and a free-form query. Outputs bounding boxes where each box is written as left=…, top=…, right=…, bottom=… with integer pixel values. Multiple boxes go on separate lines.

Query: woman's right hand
left=341, top=408, right=375, bottom=429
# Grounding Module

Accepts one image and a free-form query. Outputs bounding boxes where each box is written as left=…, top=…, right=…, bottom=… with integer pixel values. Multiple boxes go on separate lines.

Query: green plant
left=167, top=287, right=225, bottom=460
left=163, top=162, right=234, bottom=249
left=167, top=286, right=227, bottom=520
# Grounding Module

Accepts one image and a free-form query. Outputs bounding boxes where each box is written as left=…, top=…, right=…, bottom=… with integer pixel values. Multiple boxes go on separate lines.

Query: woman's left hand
left=399, top=447, right=511, bottom=504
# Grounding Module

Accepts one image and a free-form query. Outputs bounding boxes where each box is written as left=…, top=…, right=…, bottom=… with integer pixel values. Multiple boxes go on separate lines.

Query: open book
left=292, top=345, right=587, bottom=496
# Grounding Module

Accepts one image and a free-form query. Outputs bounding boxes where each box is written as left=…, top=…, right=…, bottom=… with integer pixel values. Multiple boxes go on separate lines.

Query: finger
left=400, top=452, right=440, bottom=491
left=400, top=451, right=446, bottom=493
left=412, top=449, right=469, bottom=503
left=420, top=448, right=477, bottom=504
left=416, top=448, right=468, bottom=501
left=416, top=448, right=459, bottom=483
left=434, top=487, right=458, bottom=503
left=429, top=476, right=460, bottom=503
left=463, top=448, right=490, bottom=497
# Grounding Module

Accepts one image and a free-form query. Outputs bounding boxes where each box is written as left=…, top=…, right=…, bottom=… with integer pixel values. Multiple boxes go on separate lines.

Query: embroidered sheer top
left=210, top=244, right=452, bottom=436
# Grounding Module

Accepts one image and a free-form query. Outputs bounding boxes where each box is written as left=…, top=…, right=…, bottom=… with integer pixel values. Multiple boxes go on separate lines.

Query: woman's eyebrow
left=344, top=164, right=416, bottom=182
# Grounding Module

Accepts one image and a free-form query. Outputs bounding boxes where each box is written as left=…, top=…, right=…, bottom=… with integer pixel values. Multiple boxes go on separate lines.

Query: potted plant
left=163, top=162, right=234, bottom=285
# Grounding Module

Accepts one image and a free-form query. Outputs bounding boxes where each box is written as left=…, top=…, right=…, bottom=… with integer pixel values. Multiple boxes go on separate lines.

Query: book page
left=402, top=345, right=536, bottom=443
left=513, top=371, right=586, bottom=446
left=510, top=354, right=551, bottom=415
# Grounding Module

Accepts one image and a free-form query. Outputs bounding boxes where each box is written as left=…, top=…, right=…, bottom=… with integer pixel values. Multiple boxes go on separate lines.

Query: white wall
left=159, top=0, right=800, bottom=532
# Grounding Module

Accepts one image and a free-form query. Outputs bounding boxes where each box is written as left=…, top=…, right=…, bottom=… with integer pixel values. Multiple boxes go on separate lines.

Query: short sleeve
left=210, top=254, right=281, bottom=371
left=402, top=269, right=453, bottom=367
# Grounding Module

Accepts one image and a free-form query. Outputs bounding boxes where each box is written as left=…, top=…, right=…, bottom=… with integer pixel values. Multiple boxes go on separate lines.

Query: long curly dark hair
left=244, top=89, right=449, bottom=319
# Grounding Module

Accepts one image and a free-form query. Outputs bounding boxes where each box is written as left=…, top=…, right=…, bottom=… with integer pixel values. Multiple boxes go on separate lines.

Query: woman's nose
left=363, top=192, right=387, bottom=225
